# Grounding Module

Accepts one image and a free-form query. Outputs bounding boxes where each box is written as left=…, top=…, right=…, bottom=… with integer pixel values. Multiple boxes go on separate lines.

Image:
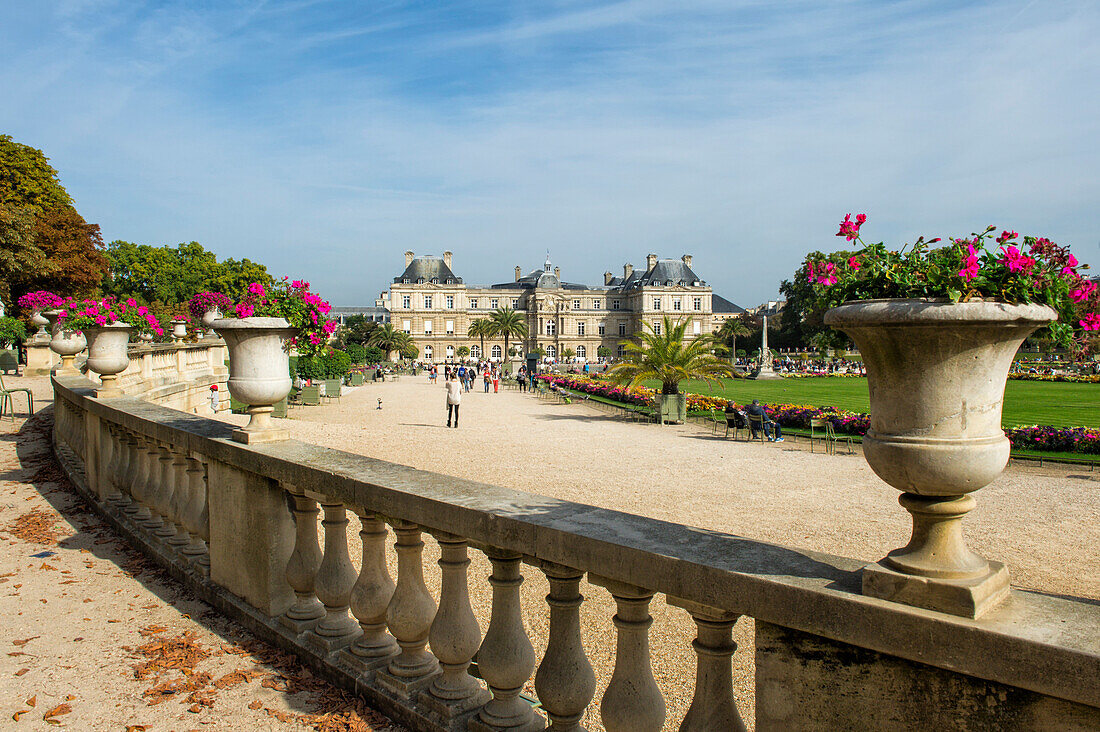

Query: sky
left=2, top=0, right=1098, bottom=307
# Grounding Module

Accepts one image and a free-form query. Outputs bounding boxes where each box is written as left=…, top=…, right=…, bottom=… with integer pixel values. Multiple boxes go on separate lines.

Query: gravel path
left=217, top=375, right=1100, bottom=730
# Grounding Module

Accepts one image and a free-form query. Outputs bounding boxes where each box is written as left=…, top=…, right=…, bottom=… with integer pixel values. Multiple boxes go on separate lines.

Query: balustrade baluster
left=343, top=512, right=398, bottom=674
left=151, top=444, right=178, bottom=538
left=667, top=597, right=744, bottom=732
left=306, top=501, right=361, bottom=652
left=535, top=562, right=595, bottom=731
left=136, top=441, right=165, bottom=529
left=99, top=425, right=122, bottom=504
left=118, top=432, right=142, bottom=513
left=421, top=532, right=488, bottom=720
left=106, top=428, right=131, bottom=507
left=127, top=438, right=154, bottom=521
left=592, top=577, right=664, bottom=732
left=471, top=550, right=544, bottom=732
left=180, top=456, right=209, bottom=566
left=376, top=520, right=439, bottom=700
left=165, top=451, right=192, bottom=548
left=280, top=485, right=325, bottom=634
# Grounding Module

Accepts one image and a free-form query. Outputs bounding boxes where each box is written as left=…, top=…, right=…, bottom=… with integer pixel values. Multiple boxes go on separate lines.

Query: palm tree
left=368, top=323, right=404, bottom=361
left=715, top=317, right=750, bottom=363
left=607, top=316, right=734, bottom=395
left=488, top=308, right=529, bottom=365
left=467, top=318, right=493, bottom=360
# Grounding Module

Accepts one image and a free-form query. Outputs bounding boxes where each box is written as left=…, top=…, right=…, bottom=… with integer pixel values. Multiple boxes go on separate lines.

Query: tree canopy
left=607, top=316, right=733, bottom=394
left=101, top=240, right=273, bottom=305
left=0, top=135, right=107, bottom=310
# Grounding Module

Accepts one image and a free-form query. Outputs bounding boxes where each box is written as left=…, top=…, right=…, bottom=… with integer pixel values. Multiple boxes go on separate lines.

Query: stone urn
left=46, top=311, right=87, bottom=375
left=212, top=317, right=296, bottom=444
left=84, top=322, right=133, bottom=398
left=170, top=319, right=188, bottom=342
left=824, top=298, right=1055, bottom=618
left=200, top=308, right=222, bottom=337
left=30, top=310, right=51, bottom=342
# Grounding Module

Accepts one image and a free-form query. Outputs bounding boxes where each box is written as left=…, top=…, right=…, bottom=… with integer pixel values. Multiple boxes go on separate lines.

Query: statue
left=753, top=315, right=782, bottom=380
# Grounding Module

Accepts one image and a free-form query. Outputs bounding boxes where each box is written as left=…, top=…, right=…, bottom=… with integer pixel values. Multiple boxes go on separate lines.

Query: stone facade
left=383, top=251, right=743, bottom=363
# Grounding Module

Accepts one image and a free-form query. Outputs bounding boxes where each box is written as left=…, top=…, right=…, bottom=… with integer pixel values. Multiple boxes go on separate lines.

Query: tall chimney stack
left=405, top=251, right=415, bottom=267
left=624, top=263, right=634, bottom=278
left=443, top=251, right=453, bottom=268
left=554, top=266, right=560, bottom=280
left=682, top=254, right=693, bottom=268
left=646, top=253, right=658, bottom=270
left=515, top=266, right=522, bottom=281
left=604, top=271, right=614, bottom=285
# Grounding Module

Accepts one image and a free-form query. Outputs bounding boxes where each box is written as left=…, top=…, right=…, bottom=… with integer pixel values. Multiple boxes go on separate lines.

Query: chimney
left=604, top=271, right=614, bottom=285
left=443, top=251, right=453, bottom=268
left=515, top=266, right=522, bottom=281
left=624, top=263, right=634, bottom=278
left=646, top=253, right=658, bottom=270
left=554, top=266, right=560, bottom=280
left=404, top=251, right=414, bottom=267
left=682, top=254, right=693, bottom=269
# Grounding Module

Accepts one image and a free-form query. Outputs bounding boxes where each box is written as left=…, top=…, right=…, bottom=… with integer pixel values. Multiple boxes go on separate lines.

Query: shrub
left=0, top=316, right=28, bottom=347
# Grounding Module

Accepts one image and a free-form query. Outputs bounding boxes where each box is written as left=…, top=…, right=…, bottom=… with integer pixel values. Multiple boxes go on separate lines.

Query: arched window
left=546, top=345, right=557, bottom=359
left=576, top=345, right=586, bottom=359
left=471, top=345, right=481, bottom=358
left=491, top=345, right=502, bottom=360
left=423, top=345, right=434, bottom=361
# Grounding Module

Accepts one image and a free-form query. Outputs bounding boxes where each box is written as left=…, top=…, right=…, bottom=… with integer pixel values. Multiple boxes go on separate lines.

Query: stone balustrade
left=48, top=358, right=1100, bottom=731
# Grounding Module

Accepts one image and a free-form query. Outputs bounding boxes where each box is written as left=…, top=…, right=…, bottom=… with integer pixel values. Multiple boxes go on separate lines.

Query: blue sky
left=2, top=0, right=1098, bottom=306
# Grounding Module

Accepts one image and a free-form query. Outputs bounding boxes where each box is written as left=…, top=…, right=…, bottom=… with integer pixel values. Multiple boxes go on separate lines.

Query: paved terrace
left=4, top=372, right=1097, bottom=730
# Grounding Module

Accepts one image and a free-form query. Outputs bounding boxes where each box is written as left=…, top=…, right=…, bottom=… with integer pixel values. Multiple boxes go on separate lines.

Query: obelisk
left=753, top=315, right=781, bottom=379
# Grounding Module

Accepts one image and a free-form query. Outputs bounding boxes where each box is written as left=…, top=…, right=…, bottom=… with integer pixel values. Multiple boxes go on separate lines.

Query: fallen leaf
left=12, top=636, right=39, bottom=647
left=25, top=695, right=36, bottom=707
left=248, top=700, right=262, bottom=710
left=42, top=702, right=72, bottom=721
left=14, top=668, right=29, bottom=676
left=12, top=710, right=28, bottom=721
left=188, top=704, right=202, bottom=713
left=125, top=726, right=148, bottom=732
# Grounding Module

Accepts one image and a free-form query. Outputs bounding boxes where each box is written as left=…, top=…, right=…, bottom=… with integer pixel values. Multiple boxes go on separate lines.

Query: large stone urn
left=213, top=317, right=296, bottom=444
left=201, top=308, right=222, bottom=337
left=170, top=319, right=188, bottom=342
left=46, top=311, right=87, bottom=375
left=84, top=322, right=133, bottom=398
left=30, top=310, right=51, bottom=342
left=824, top=298, right=1055, bottom=618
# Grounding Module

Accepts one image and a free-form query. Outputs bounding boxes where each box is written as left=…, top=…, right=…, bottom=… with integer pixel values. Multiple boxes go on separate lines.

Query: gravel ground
left=217, top=375, right=1100, bottom=731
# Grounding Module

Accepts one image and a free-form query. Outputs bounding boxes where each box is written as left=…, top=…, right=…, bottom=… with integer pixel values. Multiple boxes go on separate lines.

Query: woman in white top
left=445, top=372, right=462, bottom=428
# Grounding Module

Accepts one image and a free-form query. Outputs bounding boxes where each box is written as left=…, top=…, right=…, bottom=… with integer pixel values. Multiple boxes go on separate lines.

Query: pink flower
left=848, top=256, right=860, bottom=271
left=806, top=263, right=816, bottom=283
left=95, top=315, right=107, bottom=326
left=999, top=246, right=1035, bottom=274
left=309, top=332, right=322, bottom=345
left=236, top=303, right=255, bottom=318
left=836, top=213, right=866, bottom=241
left=310, top=311, right=318, bottom=324
left=126, top=297, right=137, bottom=308
left=1070, top=280, right=1098, bottom=303
left=247, top=282, right=266, bottom=297
left=958, top=244, right=980, bottom=281
left=1080, top=313, right=1100, bottom=331
left=996, top=230, right=1018, bottom=244
left=137, top=305, right=149, bottom=316
left=928, top=237, right=941, bottom=244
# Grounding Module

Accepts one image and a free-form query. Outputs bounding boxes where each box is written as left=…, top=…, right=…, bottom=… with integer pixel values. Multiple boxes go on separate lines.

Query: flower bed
left=536, top=373, right=1099, bottom=454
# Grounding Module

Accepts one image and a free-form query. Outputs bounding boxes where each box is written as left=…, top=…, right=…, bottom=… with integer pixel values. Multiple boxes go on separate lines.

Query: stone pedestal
left=25, top=341, right=57, bottom=376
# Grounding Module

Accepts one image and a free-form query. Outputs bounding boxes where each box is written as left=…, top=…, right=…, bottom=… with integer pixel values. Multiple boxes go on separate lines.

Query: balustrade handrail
left=49, top=373, right=1100, bottom=712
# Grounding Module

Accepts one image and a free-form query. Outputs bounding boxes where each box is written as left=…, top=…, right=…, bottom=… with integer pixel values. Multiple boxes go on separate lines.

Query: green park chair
left=810, top=417, right=828, bottom=453
left=747, top=414, right=768, bottom=442
left=0, top=372, right=33, bottom=422
left=300, top=384, right=321, bottom=406
left=349, top=373, right=364, bottom=386
left=322, top=379, right=342, bottom=403
left=272, top=398, right=288, bottom=419
left=0, top=349, right=19, bottom=375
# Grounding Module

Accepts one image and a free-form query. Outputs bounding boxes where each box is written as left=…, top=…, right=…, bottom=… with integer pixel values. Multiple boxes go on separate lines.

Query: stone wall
left=47, top=360, right=1100, bottom=731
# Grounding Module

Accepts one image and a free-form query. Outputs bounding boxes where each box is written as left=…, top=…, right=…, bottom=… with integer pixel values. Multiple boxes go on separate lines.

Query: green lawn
left=649, top=377, right=1099, bottom=429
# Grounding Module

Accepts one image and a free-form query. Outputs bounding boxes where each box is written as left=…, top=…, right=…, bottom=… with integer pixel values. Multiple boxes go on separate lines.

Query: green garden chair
left=809, top=417, right=828, bottom=453
left=747, top=414, right=768, bottom=442
left=826, top=420, right=853, bottom=455
left=301, top=384, right=321, bottom=406
left=322, top=379, right=342, bottom=403
left=0, top=372, right=33, bottom=422
left=272, top=398, right=288, bottom=419
left=0, top=349, right=19, bottom=375
left=349, top=373, right=364, bottom=386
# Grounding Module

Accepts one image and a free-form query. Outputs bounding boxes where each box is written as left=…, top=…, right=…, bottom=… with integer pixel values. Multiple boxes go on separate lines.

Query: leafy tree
left=467, top=318, right=493, bottom=361
left=607, top=316, right=733, bottom=395
left=345, top=342, right=367, bottom=364
left=341, top=314, right=380, bottom=346
left=456, top=345, right=470, bottom=358
left=368, top=324, right=407, bottom=361
left=0, top=135, right=107, bottom=310
left=778, top=249, right=854, bottom=349
left=0, top=316, right=28, bottom=347
left=561, top=347, right=576, bottom=360
left=398, top=339, right=418, bottom=360
left=363, top=345, right=385, bottom=364
left=597, top=345, right=612, bottom=359
left=102, top=240, right=272, bottom=305
left=487, top=308, right=528, bottom=363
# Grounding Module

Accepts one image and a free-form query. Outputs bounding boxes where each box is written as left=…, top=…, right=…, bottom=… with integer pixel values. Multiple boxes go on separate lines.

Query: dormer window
left=403, top=278, right=410, bottom=284
left=417, top=278, right=425, bottom=284
left=431, top=278, right=439, bottom=284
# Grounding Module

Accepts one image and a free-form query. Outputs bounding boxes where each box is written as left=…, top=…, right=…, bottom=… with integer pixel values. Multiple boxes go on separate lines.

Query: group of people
left=724, top=399, right=784, bottom=442
left=437, top=362, right=514, bottom=428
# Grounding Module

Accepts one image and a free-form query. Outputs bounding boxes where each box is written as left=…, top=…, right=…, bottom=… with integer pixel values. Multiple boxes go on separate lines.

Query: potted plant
left=606, top=316, right=733, bottom=424
left=57, top=297, right=163, bottom=396
left=808, top=214, right=1098, bottom=617
left=17, top=291, right=64, bottom=342
left=214, top=279, right=337, bottom=443
left=188, top=291, right=232, bottom=336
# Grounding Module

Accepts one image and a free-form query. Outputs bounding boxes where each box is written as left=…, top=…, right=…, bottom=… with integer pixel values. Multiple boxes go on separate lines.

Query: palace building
left=378, top=251, right=743, bottom=363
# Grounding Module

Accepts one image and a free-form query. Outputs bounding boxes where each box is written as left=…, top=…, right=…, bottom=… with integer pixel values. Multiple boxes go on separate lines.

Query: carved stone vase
left=84, top=322, right=133, bottom=397
left=212, top=317, right=296, bottom=444
left=45, top=310, right=87, bottom=375
left=824, top=298, right=1055, bottom=618
left=30, top=310, right=51, bottom=342
left=201, top=308, right=222, bottom=337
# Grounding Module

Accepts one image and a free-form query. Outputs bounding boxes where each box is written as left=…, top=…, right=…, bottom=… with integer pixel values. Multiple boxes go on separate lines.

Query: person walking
left=483, top=369, right=491, bottom=393
left=446, top=371, right=462, bottom=428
